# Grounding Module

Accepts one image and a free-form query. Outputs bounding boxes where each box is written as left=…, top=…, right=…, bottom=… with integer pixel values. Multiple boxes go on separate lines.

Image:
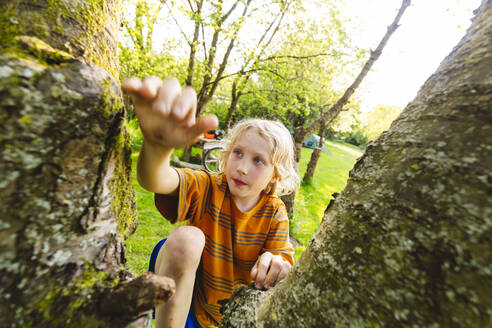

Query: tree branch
left=261, top=52, right=337, bottom=62
left=171, top=155, right=203, bottom=170
left=220, top=0, right=241, bottom=25
left=197, top=0, right=252, bottom=112
left=295, top=0, right=411, bottom=139
left=99, top=272, right=175, bottom=319
left=166, top=1, right=192, bottom=46
left=201, top=21, right=208, bottom=59
left=134, top=1, right=145, bottom=50
left=262, top=1, right=290, bottom=48
left=145, top=0, right=167, bottom=52
left=204, top=54, right=324, bottom=87
left=122, top=20, right=140, bottom=48
left=186, top=0, right=203, bottom=85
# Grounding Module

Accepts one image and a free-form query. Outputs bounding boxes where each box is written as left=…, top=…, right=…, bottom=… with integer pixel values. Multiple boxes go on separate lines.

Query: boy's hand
left=122, top=77, right=218, bottom=150
left=251, top=252, right=291, bottom=290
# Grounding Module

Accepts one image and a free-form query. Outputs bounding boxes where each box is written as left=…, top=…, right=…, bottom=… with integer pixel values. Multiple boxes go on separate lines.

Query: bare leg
left=155, top=226, right=205, bottom=328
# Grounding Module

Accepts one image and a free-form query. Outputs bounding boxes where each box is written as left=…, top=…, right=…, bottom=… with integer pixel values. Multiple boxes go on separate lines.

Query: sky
left=338, top=0, right=481, bottom=113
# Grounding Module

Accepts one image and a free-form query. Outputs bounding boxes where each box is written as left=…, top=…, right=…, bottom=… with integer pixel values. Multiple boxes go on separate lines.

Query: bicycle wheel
left=203, top=146, right=222, bottom=173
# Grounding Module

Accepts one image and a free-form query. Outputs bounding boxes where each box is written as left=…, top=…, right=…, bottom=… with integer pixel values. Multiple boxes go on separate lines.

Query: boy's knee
left=163, top=226, right=205, bottom=270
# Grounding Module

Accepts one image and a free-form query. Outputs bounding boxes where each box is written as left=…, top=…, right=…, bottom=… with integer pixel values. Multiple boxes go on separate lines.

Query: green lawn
left=124, top=141, right=362, bottom=275
left=291, top=142, right=362, bottom=257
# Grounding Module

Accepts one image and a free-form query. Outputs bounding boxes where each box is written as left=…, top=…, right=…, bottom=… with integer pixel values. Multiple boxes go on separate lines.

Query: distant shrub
left=327, top=125, right=368, bottom=148
left=343, top=128, right=369, bottom=148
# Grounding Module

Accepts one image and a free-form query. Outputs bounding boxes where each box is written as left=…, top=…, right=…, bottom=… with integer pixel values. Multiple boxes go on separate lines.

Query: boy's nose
left=237, top=162, right=248, bottom=175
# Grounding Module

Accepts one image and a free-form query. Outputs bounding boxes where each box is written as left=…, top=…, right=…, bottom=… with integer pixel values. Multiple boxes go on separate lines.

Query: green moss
left=0, top=4, right=22, bottom=47
left=25, top=264, right=113, bottom=327
left=100, top=77, right=124, bottom=118
left=1, top=0, right=120, bottom=78
left=111, top=119, right=138, bottom=239
left=95, top=76, right=137, bottom=239
left=16, top=35, right=73, bottom=63
left=48, top=0, right=120, bottom=79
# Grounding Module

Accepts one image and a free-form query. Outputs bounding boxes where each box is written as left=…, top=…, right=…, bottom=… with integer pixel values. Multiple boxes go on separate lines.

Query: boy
left=123, top=77, right=298, bottom=328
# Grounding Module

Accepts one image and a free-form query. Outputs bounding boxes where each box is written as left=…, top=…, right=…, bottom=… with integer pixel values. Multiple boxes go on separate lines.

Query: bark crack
left=76, top=110, right=124, bottom=233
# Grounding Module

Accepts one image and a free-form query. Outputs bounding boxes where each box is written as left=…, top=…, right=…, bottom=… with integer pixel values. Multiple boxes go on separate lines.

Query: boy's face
left=226, top=129, right=275, bottom=211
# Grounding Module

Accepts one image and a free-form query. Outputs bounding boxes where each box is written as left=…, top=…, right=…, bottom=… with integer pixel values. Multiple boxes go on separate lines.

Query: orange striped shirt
left=155, top=168, right=294, bottom=327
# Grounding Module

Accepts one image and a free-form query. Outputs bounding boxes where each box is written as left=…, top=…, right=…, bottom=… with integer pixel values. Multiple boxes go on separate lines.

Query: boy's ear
left=268, top=172, right=278, bottom=186
left=267, top=175, right=278, bottom=194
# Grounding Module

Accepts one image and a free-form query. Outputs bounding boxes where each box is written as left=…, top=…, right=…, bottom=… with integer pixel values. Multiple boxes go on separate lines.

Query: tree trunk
left=0, top=1, right=173, bottom=326
left=220, top=1, right=492, bottom=327
left=186, top=0, right=203, bottom=86
left=224, top=81, right=241, bottom=130
left=279, top=139, right=302, bottom=216
left=282, top=0, right=411, bottom=216
left=302, top=122, right=326, bottom=184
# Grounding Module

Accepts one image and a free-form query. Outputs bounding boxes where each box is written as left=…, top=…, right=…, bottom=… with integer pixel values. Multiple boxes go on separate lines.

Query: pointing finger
left=153, top=77, right=181, bottom=116
left=140, top=76, right=163, bottom=99
left=172, top=86, right=197, bottom=121
left=121, top=77, right=143, bottom=94
left=187, top=115, right=218, bottom=142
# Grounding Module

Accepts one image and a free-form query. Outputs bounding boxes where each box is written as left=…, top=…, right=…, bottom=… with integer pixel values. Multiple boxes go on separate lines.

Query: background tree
left=302, top=120, right=327, bottom=184
left=221, top=0, right=492, bottom=326
left=362, top=104, right=403, bottom=140
left=281, top=0, right=411, bottom=215
left=222, top=0, right=292, bottom=130
left=229, top=0, right=359, bottom=129
left=0, top=1, right=173, bottom=326
left=174, top=0, right=292, bottom=160
left=122, top=0, right=166, bottom=53
left=119, top=0, right=192, bottom=86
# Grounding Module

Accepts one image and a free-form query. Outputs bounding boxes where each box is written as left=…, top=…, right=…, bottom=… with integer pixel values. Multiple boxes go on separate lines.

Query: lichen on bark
left=0, top=0, right=141, bottom=326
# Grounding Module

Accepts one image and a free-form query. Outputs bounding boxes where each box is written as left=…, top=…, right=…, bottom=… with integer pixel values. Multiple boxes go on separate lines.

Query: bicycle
left=200, top=130, right=225, bottom=173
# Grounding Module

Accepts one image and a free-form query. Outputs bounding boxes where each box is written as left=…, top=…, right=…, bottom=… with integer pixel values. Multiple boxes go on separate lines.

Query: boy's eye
left=254, top=157, right=264, bottom=165
left=233, top=150, right=242, bottom=157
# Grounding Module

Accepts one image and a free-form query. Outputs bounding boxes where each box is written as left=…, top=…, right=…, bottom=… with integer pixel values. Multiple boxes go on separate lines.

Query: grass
left=124, top=141, right=362, bottom=275
left=291, top=142, right=362, bottom=257
left=124, top=153, right=180, bottom=274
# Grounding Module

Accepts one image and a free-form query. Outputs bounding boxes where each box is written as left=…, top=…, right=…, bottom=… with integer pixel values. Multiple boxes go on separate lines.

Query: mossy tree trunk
left=221, top=1, right=492, bottom=327
left=0, top=1, right=173, bottom=327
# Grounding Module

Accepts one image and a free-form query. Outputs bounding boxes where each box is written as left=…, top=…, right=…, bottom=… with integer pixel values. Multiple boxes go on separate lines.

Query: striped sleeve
left=155, top=168, right=211, bottom=225
left=262, top=205, right=295, bottom=266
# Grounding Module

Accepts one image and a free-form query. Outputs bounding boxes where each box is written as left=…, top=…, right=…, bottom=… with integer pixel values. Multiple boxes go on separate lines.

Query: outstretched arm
left=122, top=77, right=218, bottom=195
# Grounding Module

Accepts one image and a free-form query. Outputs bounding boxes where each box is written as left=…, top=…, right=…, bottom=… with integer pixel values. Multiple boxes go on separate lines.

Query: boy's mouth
left=232, top=178, right=247, bottom=186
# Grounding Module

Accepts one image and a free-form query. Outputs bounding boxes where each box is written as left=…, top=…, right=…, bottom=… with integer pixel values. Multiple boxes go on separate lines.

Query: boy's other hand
left=251, top=252, right=291, bottom=290
left=122, top=77, right=218, bottom=150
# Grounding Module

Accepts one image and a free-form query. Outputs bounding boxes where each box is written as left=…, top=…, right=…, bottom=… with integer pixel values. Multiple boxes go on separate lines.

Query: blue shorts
left=149, top=238, right=202, bottom=328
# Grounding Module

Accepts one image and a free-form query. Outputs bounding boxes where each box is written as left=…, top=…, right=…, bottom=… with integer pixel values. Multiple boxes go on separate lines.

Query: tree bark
left=185, top=0, right=203, bottom=86
left=283, top=0, right=411, bottom=215
left=100, top=272, right=175, bottom=319
left=0, top=1, right=172, bottom=326
left=221, top=1, right=492, bottom=326
left=224, top=80, right=241, bottom=130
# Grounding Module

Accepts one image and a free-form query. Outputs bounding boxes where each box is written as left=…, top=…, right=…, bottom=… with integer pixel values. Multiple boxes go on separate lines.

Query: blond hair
left=218, top=119, right=299, bottom=196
